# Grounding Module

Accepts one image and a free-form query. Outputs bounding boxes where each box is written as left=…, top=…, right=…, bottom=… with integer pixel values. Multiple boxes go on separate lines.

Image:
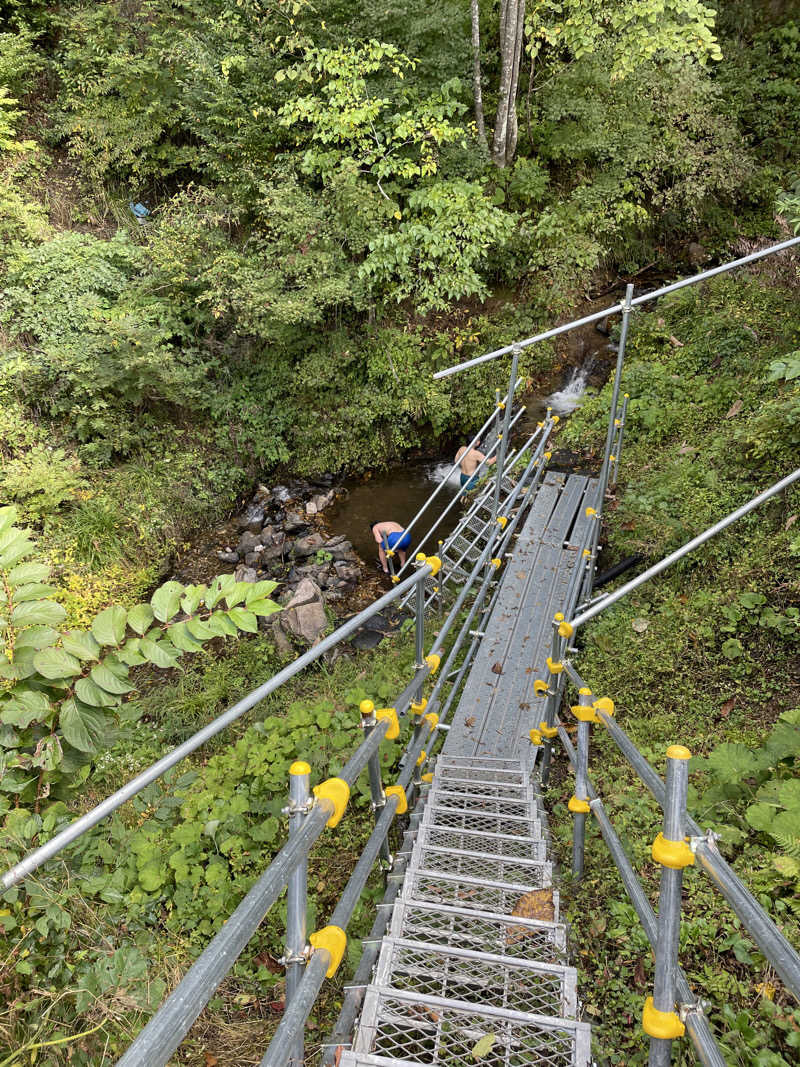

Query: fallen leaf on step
left=491, top=662, right=503, bottom=674
left=632, top=617, right=649, bottom=633
left=726, top=398, right=743, bottom=418
left=464, top=716, right=476, bottom=727
left=509, top=888, right=555, bottom=928
left=472, top=1034, right=496, bottom=1060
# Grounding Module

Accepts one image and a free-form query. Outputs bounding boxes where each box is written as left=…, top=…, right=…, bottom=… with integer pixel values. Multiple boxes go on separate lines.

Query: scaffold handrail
left=433, top=235, right=800, bottom=379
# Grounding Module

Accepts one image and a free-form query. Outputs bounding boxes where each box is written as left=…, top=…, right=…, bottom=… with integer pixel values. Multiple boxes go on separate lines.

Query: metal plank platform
left=342, top=476, right=593, bottom=1067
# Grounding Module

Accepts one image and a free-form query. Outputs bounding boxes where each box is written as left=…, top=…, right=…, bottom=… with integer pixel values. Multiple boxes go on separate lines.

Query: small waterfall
left=546, top=357, right=595, bottom=416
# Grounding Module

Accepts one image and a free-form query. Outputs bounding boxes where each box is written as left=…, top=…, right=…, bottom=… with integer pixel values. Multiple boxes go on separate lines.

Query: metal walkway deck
left=341, top=475, right=596, bottom=1067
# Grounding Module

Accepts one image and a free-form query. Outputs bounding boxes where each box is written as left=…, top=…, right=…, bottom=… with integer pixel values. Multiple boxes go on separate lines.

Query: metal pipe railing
left=2, top=564, right=434, bottom=890
left=556, top=725, right=726, bottom=1067
left=560, top=663, right=800, bottom=1001
left=434, top=235, right=800, bottom=379
left=566, top=467, right=800, bottom=634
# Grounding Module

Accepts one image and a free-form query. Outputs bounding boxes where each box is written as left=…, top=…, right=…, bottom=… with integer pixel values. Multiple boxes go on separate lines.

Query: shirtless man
left=370, top=520, right=411, bottom=574
left=455, top=445, right=496, bottom=491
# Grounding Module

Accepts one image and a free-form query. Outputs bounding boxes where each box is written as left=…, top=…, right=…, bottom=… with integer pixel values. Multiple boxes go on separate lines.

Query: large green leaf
left=0, top=505, right=19, bottom=533
left=90, top=663, right=134, bottom=696
left=745, top=802, right=776, bottom=833
left=0, top=529, right=35, bottom=569
left=60, top=698, right=108, bottom=753
left=6, top=562, right=50, bottom=585
left=116, top=638, right=147, bottom=667
left=205, top=612, right=239, bottom=638
left=32, top=647, right=83, bottom=680
left=1, top=691, right=51, bottom=729
left=180, top=585, right=208, bottom=615
left=11, top=600, right=67, bottom=628
left=205, top=573, right=236, bottom=609
left=151, top=581, right=185, bottom=623
left=12, top=584, right=58, bottom=603
left=61, top=630, right=101, bottom=662
left=245, top=580, right=278, bottom=604
left=166, top=621, right=204, bottom=653
left=14, top=626, right=60, bottom=651
left=127, top=603, right=155, bottom=636
left=227, top=608, right=258, bottom=633
left=185, top=617, right=216, bottom=641
left=91, top=605, right=127, bottom=647
left=75, top=676, right=120, bottom=708
left=225, top=582, right=257, bottom=609
left=248, top=598, right=280, bottom=617
left=139, top=637, right=180, bottom=668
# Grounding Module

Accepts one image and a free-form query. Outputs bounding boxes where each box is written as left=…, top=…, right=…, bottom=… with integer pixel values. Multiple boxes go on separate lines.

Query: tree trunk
left=492, top=0, right=526, bottom=168
left=471, top=0, right=488, bottom=151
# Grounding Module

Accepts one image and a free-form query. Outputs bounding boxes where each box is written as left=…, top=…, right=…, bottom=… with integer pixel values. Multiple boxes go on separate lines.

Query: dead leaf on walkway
left=464, top=716, right=476, bottom=727
left=491, top=662, right=503, bottom=674
left=509, top=888, right=555, bottom=927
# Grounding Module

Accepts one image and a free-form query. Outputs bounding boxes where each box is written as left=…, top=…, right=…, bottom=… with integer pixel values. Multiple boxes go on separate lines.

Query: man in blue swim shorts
left=370, top=520, right=411, bottom=574
left=455, top=444, right=496, bottom=491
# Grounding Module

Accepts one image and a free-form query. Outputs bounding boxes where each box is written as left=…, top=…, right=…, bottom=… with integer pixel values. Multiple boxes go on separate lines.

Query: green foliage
left=0, top=507, right=279, bottom=806
left=0, top=446, right=86, bottom=522
left=360, top=179, right=515, bottom=311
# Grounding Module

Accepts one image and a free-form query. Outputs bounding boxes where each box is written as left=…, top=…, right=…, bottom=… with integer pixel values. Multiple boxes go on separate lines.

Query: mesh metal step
left=424, top=803, right=542, bottom=840
left=402, top=868, right=557, bottom=918
left=389, top=899, right=567, bottom=962
left=373, top=936, right=578, bottom=1018
left=430, top=774, right=533, bottom=802
left=410, top=846, right=553, bottom=890
left=417, top=823, right=548, bottom=862
left=352, top=987, right=591, bottom=1066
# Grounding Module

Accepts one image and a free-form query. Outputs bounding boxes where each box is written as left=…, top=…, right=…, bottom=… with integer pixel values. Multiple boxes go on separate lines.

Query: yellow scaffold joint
left=497, top=401, right=506, bottom=410
left=558, top=620, right=574, bottom=639
left=416, top=552, right=427, bottom=563
left=497, top=432, right=503, bottom=440
left=359, top=699, right=375, bottom=718
left=426, top=555, right=442, bottom=577
left=491, top=557, right=502, bottom=569
left=593, top=697, right=615, bottom=720
left=497, top=516, right=508, bottom=529
left=309, top=925, right=347, bottom=978
left=582, top=548, right=592, bottom=559
left=585, top=507, right=597, bottom=518
left=568, top=795, right=591, bottom=814
left=425, top=653, right=441, bottom=675
left=642, top=997, right=685, bottom=1040
left=313, top=778, right=350, bottom=828
left=416, top=750, right=427, bottom=766
left=552, top=415, right=560, bottom=424
left=290, top=760, right=311, bottom=776
left=539, top=721, right=558, bottom=739
left=424, top=712, right=439, bottom=734
left=610, top=455, right=616, bottom=463
left=614, top=419, right=621, bottom=427
left=391, top=574, right=400, bottom=584
left=386, top=548, right=395, bottom=558
left=533, top=679, right=549, bottom=697
left=410, top=697, right=428, bottom=715
left=544, top=451, right=552, bottom=460
left=384, top=784, right=408, bottom=815
left=571, top=705, right=596, bottom=723
left=375, top=707, right=399, bottom=740
left=529, top=728, right=543, bottom=746
left=546, top=656, right=564, bottom=675
left=652, top=832, right=695, bottom=869
left=421, top=772, right=434, bottom=783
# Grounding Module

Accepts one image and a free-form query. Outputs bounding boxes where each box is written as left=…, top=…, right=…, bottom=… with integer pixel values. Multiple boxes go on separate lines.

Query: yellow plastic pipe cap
left=290, top=761, right=311, bottom=777
left=309, top=925, right=347, bottom=978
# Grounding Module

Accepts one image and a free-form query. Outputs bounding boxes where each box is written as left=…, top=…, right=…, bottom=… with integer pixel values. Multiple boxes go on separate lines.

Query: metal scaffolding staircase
left=342, top=752, right=590, bottom=1067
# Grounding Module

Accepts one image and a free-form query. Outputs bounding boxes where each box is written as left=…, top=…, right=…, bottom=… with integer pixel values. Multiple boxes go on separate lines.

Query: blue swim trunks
left=386, top=530, right=411, bottom=551
left=460, top=473, right=479, bottom=491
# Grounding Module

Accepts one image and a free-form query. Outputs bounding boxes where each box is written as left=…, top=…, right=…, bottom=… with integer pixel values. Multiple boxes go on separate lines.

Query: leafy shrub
left=0, top=445, right=86, bottom=522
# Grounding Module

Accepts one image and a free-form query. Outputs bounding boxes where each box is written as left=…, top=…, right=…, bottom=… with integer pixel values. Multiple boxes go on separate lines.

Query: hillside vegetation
left=1, top=0, right=799, bottom=1063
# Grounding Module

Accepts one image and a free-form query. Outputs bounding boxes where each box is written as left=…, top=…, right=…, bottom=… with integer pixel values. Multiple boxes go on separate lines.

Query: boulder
left=305, top=500, right=318, bottom=517
left=311, top=490, right=334, bottom=513
left=351, top=628, right=384, bottom=651
left=244, top=551, right=262, bottom=567
left=262, top=614, right=293, bottom=656
left=280, top=578, right=327, bottom=645
left=293, top=532, right=326, bottom=558
left=235, top=565, right=258, bottom=583
left=237, top=530, right=263, bottom=555
left=334, top=562, right=360, bottom=583
left=237, top=504, right=265, bottom=533
left=272, top=485, right=291, bottom=504
left=284, top=511, right=308, bottom=534
left=217, top=550, right=239, bottom=565
left=261, top=542, right=285, bottom=562
left=329, top=542, right=358, bottom=562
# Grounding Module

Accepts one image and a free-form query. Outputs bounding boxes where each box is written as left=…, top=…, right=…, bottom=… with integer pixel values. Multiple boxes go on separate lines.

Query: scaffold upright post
left=492, top=345, right=520, bottom=521
left=359, top=700, right=391, bottom=866
left=588, top=283, right=634, bottom=590
left=540, top=615, right=565, bottom=788
left=414, top=555, right=426, bottom=699
left=285, top=761, right=310, bottom=1067
left=610, top=393, right=629, bottom=488
left=571, top=686, right=592, bottom=879
left=647, top=745, right=692, bottom=1066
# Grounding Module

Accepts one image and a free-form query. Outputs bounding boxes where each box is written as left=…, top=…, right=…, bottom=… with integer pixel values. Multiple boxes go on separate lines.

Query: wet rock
left=235, top=565, right=258, bottom=583
left=334, top=562, right=360, bottom=583
left=305, top=500, right=318, bottom=517
left=262, top=614, right=293, bottom=656
left=281, top=578, right=327, bottom=644
left=293, top=532, right=326, bottom=558
left=351, top=628, right=384, bottom=651
left=688, top=241, right=709, bottom=267
left=329, top=542, right=358, bottom=562
left=237, top=530, right=263, bottom=555
left=284, top=511, right=308, bottom=534
left=217, top=550, right=239, bottom=565
left=311, top=490, right=335, bottom=513
left=244, top=551, right=262, bottom=567
left=312, top=473, right=335, bottom=488
left=261, top=542, right=285, bottom=563
left=272, top=485, right=291, bottom=504
left=325, top=534, right=348, bottom=548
